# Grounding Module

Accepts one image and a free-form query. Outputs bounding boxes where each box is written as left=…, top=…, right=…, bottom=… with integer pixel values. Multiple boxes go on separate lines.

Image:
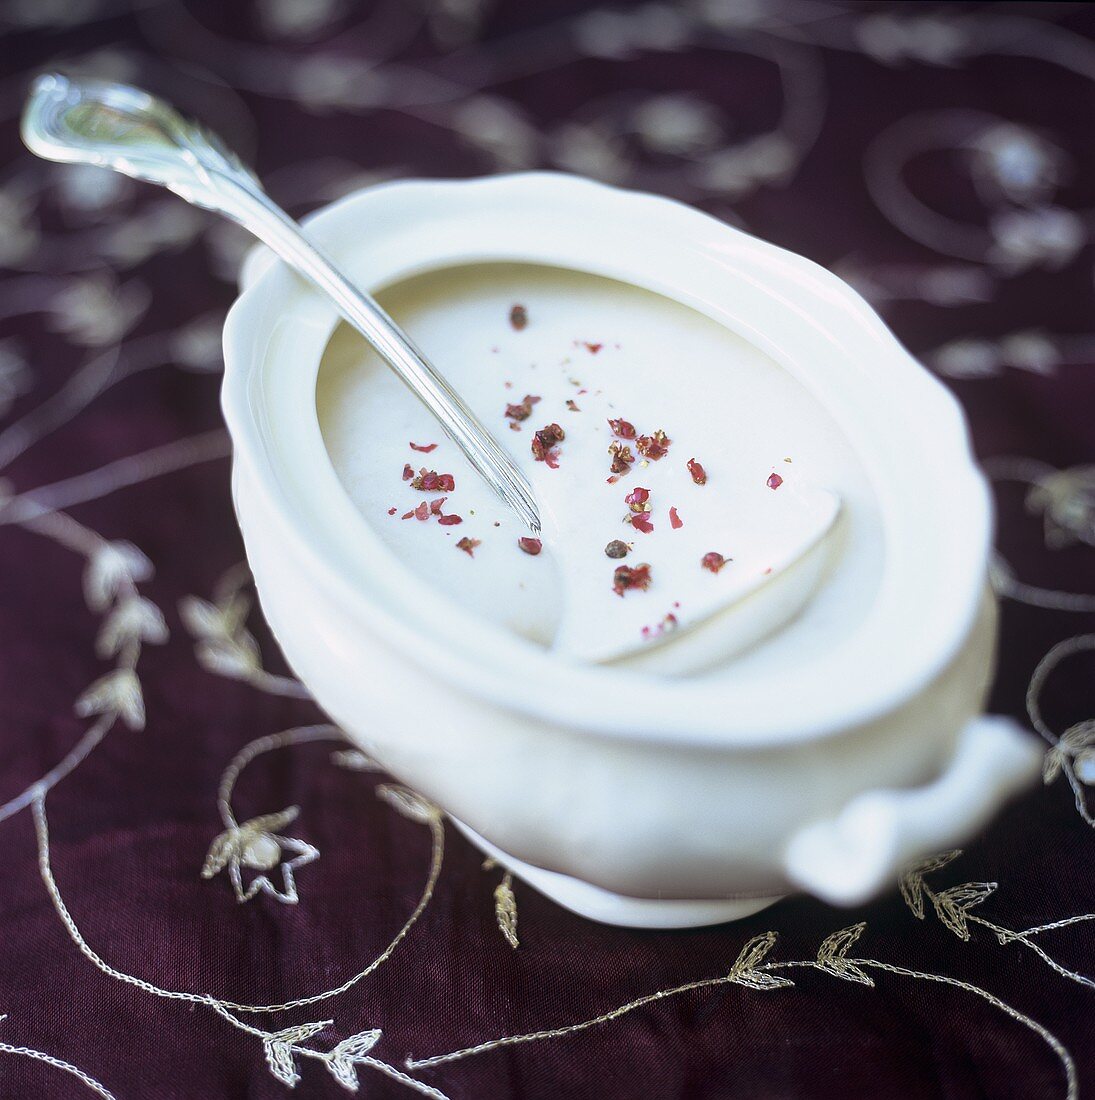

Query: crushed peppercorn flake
left=669, top=507, right=683, bottom=529
left=608, top=441, right=634, bottom=474
left=687, top=457, right=707, bottom=485
left=509, top=304, right=528, bottom=330
left=607, top=418, right=636, bottom=439
left=517, top=536, right=542, bottom=556
left=409, top=442, right=438, bottom=453
left=701, top=552, right=728, bottom=573
left=625, top=486, right=651, bottom=512
left=636, top=429, right=671, bottom=461
left=411, top=469, right=456, bottom=492
left=613, top=562, right=652, bottom=596
left=767, top=472, right=783, bottom=490
left=456, top=536, right=480, bottom=556
left=531, top=423, right=565, bottom=467
left=402, top=501, right=431, bottom=522
left=605, top=539, right=630, bottom=559
left=504, top=393, right=541, bottom=422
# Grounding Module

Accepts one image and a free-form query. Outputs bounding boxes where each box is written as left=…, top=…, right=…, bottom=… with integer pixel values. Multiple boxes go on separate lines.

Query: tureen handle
left=782, top=716, right=1042, bottom=906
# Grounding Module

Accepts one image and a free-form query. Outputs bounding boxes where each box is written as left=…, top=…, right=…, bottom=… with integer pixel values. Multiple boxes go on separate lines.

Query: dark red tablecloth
left=1, top=3, right=1093, bottom=1097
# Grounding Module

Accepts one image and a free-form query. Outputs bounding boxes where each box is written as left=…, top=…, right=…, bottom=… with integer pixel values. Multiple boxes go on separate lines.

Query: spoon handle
left=21, top=73, right=541, bottom=535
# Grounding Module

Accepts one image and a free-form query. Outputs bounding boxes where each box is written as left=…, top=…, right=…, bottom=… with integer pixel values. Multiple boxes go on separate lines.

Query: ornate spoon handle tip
left=21, top=72, right=542, bottom=536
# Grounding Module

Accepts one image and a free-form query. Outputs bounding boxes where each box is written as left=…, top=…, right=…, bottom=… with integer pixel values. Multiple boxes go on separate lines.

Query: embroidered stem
left=0, top=332, right=172, bottom=472
left=0, top=508, right=161, bottom=826
left=0, top=430, right=231, bottom=524
left=854, top=959, right=1077, bottom=1100
left=1020, top=913, right=1095, bottom=938
left=406, top=970, right=748, bottom=1069
left=966, top=914, right=1095, bottom=990
left=232, top=811, right=445, bottom=1013
left=341, top=1055, right=452, bottom=1099
left=0, top=713, right=112, bottom=826
left=0, top=1034, right=118, bottom=1099
left=407, top=953, right=1075, bottom=1100
left=35, top=780, right=445, bottom=1014
left=217, top=726, right=343, bottom=830
left=985, top=460, right=1095, bottom=612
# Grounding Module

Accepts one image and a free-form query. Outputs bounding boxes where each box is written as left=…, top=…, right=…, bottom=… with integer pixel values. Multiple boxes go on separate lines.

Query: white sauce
left=318, top=263, right=876, bottom=669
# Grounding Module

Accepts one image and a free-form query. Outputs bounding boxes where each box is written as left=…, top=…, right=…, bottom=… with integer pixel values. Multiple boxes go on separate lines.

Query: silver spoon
left=21, top=73, right=541, bottom=536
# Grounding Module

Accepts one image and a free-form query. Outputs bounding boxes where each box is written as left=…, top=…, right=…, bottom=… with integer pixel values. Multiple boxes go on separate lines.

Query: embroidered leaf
left=815, top=922, right=874, bottom=986
left=727, top=931, right=792, bottom=989
left=930, top=881, right=997, bottom=940
left=201, top=828, right=239, bottom=878
left=1060, top=721, right=1095, bottom=752
left=1043, top=746, right=1065, bottom=784
left=325, top=1055, right=357, bottom=1091
left=96, top=595, right=168, bottom=658
left=1027, top=468, right=1095, bottom=547
left=731, top=931, right=778, bottom=974
left=330, top=749, right=380, bottom=772
left=246, top=807, right=301, bottom=836
left=272, top=1021, right=331, bottom=1045
left=219, top=592, right=253, bottom=636
left=376, top=784, right=438, bottom=824
left=731, top=969, right=795, bottom=990
left=83, top=541, right=152, bottom=612
left=325, top=1029, right=383, bottom=1090
left=899, top=849, right=962, bottom=919
left=178, top=595, right=224, bottom=638
left=264, top=1038, right=300, bottom=1087
left=180, top=592, right=253, bottom=641
left=494, top=873, right=519, bottom=949
left=816, top=922, right=864, bottom=962
left=263, top=1020, right=331, bottom=1088
left=74, top=668, right=145, bottom=730
left=195, top=633, right=261, bottom=678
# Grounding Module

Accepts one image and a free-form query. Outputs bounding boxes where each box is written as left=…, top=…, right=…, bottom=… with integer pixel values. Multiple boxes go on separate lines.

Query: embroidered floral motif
left=201, top=807, right=319, bottom=905
left=1027, top=635, right=1095, bottom=827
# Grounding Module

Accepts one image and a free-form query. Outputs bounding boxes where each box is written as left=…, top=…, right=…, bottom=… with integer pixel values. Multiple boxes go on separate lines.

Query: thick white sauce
left=318, top=263, right=878, bottom=668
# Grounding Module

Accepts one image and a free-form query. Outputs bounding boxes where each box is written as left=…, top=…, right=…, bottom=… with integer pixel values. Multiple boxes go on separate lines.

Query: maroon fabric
left=1, top=3, right=1093, bottom=1098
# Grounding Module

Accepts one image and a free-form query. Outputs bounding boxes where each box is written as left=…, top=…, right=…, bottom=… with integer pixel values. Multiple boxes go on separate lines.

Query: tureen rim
left=222, top=171, right=992, bottom=748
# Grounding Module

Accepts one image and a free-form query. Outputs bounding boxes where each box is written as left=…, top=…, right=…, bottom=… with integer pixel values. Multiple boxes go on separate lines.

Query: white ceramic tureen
left=222, top=172, right=1040, bottom=928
